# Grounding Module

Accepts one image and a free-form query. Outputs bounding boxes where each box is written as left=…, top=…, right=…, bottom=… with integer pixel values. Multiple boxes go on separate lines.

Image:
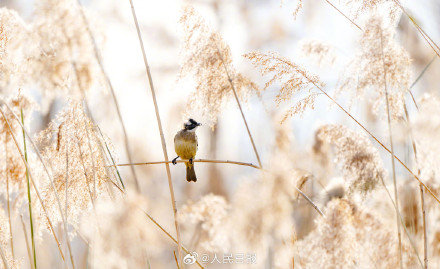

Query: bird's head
left=184, top=118, right=201, bottom=131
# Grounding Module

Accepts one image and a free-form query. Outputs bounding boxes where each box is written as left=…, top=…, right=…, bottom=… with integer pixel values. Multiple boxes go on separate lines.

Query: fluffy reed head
left=338, top=13, right=410, bottom=119
left=297, top=39, right=337, bottom=67
left=0, top=8, right=29, bottom=91
left=178, top=193, right=229, bottom=252
left=412, top=94, right=440, bottom=191
left=0, top=94, right=33, bottom=200
left=297, top=198, right=415, bottom=268
left=179, top=5, right=260, bottom=127
left=0, top=207, right=20, bottom=268
left=317, top=124, right=386, bottom=195
left=31, top=0, right=102, bottom=96
left=38, top=100, right=113, bottom=227
left=81, top=194, right=150, bottom=268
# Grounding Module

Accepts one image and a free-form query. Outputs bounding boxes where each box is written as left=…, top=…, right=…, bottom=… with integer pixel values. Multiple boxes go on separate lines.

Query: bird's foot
left=172, top=156, right=179, bottom=165
left=189, top=158, right=193, bottom=165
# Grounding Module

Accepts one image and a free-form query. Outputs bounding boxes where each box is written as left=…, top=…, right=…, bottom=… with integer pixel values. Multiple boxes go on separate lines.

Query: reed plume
left=338, top=13, right=410, bottom=119
left=37, top=100, right=113, bottom=228
left=179, top=5, right=260, bottom=127
left=317, top=124, right=386, bottom=195
left=245, top=51, right=324, bottom=122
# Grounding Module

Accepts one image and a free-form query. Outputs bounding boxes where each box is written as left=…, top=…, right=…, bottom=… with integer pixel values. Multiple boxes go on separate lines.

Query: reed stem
left=21, top=108, right=37, bottom=269
left=126, top=0, right=183, bottom=265
left=114, top=159, right=259, bottom=169
left=0, top=107, right=68, bottom=267
left=75, top=0, right=140, bottom=191
left=379, top=32, right=403, bottom=269
left=215, top=45, right=263, bottom=169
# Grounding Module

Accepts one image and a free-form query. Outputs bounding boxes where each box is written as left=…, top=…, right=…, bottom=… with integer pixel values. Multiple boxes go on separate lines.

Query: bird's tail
left=185, top=162, right=197, bottom=182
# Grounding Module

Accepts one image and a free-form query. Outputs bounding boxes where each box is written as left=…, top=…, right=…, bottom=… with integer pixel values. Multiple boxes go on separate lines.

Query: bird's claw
left=189, top=158, right=193, bottom=165
left=172, top=156, right=179, bottom=165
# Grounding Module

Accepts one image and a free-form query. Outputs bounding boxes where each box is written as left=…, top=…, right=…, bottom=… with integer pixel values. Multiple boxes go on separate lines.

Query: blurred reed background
left=1, top=0, right=440, bottom=268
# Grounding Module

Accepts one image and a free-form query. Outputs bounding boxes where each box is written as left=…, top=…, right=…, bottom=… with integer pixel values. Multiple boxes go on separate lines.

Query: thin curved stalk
left=143, top=211, right=204, bottom=269
left=126, top=0, right=183, bottom=265
left=294, top=186, right=323, bottom=216
left=392, top=0, right=440, bottom=58
left=94, top=126, right=125, bottom=190
left=408, top=55, right=437, bottom=110
left=322, top=0, right=362, bottom=30
left=114, top=159, right=260, bottom=169
left=216, top=45, right=263, bottom=169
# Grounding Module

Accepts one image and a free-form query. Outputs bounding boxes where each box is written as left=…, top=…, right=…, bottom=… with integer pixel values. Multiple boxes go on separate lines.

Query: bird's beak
left=197, top=123, right=202, bottom=126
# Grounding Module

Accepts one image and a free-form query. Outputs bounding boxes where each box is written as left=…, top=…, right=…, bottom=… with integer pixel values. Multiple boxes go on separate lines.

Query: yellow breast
left=174, top=130, right=198, bottom=160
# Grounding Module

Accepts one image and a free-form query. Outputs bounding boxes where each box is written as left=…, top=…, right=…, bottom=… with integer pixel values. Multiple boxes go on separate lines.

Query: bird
left=172, top=118, right=201, bottom=182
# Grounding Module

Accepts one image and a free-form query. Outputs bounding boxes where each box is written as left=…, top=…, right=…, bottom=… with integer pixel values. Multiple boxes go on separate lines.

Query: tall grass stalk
left=419, top=184, right=427, bottom=269
left=96, top=126, right=125, bottom=190
left=75, top=0, right=140, bottom=191
left=379, top=32, right=403, bottom=269
left=173, top=251, right=180, bottom=269
left=4, top=141, right=14, bottom=259
left=21, top=108, right=37, bottom=269
left=216, top=46, right=263, bottom=168
left=20, top=215, right=34, bottom=269
left=83, top=121, right=97, bottom=200
left=0, top=107, right=68, bottom=266
left=403, top=103, right=428, bottom=269
left=76, top=140, right=95, bottom=204
left=126, top=0, right=183, bottom=265
left=143, top=211, right=204, bottom=269
left=0, top=243, right=10, bottom=269
left=1, top=100, right=78, bottom=268
left=378, top=176, right=424, bottom=268
left=64, top=141, right=70, bottom=269
left=392, top=0, right=440, bottom=58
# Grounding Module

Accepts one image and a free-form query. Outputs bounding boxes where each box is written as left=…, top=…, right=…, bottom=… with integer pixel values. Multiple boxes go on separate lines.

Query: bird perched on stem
left=172, top=119, right=201, bottom=182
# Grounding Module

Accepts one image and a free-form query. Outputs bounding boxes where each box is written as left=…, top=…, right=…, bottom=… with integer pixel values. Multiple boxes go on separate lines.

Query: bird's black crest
left=189, top=118, right=197, bottom=125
